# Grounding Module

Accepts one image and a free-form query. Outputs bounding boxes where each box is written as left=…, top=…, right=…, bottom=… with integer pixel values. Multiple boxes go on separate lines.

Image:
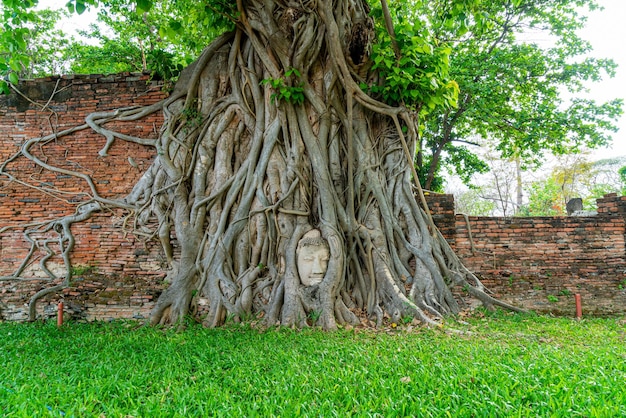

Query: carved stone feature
left=296, top=229, right=330, bottom=287
left=566, top=198, right=583, bottom=215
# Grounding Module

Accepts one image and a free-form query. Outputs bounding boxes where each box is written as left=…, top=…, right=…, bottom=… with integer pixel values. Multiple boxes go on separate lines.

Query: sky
left=574, top=0, right=626, bottom=159
left=38, top=0, right=625, bottom=159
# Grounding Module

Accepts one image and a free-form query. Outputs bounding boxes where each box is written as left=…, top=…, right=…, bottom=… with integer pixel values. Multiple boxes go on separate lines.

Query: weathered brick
left=426, top=193, right=626, bottom=316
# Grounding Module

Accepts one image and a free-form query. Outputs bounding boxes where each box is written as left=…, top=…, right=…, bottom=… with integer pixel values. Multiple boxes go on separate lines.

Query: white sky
left=576, top=0, right=626, bottom=159
left=38, top=0, right=98, bottom=33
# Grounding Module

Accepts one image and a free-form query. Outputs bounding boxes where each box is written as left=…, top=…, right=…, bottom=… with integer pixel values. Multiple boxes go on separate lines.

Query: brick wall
left=427, top=193, right=626, bottom=316
left=0, top=74, right=167, bottom=321
left=1, top=75, right=625, bottom=322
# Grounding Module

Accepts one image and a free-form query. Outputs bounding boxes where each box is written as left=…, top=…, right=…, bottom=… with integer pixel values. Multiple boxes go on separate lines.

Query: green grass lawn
left=1, top=313, right=625, bottom=417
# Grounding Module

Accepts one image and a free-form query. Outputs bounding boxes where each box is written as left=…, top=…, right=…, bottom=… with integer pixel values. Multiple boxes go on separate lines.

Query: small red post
left=574, top=294, right=582, bottom=319
left=57, top=302, right=64, bottom=327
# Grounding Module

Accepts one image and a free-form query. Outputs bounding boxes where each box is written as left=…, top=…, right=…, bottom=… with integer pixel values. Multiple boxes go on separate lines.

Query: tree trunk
left=139, top=0, right=524, bottom=328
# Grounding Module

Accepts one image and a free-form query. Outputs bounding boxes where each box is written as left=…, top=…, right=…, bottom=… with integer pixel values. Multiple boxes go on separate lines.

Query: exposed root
left=23, top=203, right=102, bottom=320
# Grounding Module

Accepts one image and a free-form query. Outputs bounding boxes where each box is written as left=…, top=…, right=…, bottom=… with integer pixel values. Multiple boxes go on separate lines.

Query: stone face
left=296, top=229, right=330, bottom=287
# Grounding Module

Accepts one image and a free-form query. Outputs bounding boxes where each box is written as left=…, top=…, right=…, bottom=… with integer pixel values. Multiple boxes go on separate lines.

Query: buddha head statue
left=296, top=229, right=330, bottom=287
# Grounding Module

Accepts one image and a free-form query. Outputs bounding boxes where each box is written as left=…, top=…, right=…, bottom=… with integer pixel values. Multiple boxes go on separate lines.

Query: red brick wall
left=1, top=75, right=625, bottom=321
left=427, top=193, right=626, bottom=316
left=0, top=74, right=167, bottom=321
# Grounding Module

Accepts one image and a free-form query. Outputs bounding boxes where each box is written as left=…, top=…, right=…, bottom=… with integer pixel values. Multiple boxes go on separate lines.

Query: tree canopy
left=415, top=0, right=623, bottom=191
left=2, top=0, right=622, bottom=191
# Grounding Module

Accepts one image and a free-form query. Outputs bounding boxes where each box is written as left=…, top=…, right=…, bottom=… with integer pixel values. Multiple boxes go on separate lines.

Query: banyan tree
left=2, top=0, right=523, bottom=329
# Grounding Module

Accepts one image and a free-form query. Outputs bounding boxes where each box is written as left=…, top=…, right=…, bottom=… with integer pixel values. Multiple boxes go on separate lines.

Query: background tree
left=516, top=154, right=624, bottom=216
left=417, top=0, right=623, bottom=191
left=0, top=2, right=73, bottom=89
left=452, top=151, right=626, bottom=217
left=64, top=0, right=226, bottom=79
left=520, top=176, right=565, bottom=216
left=619, top=166, right=626, bottom=195
left=449, top=140, right=525, bottom=217
left=479, top=154, right=520, bottom=217
left=586, top=157, right=626, bottom=202
left=0, top=0, right=229, bottom=83
left=454, top=186, right=496, bottom=216
left=15, top=8, right=71, bottom=78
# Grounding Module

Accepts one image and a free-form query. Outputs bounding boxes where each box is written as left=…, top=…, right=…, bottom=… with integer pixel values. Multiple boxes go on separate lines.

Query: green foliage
left=181, top=106, right=201, bottom=123
left=65, top=0, right=152, bottom=15
left=417, top=0, right=623, bottom=189
left=151, top=1, right=234, bottom=46
left=70, top=264, right=96, bottom=276
left=261, top=68, right=305, bottom=105
left=6, top=8, right=71, bottom=79
left=366, top=1, right=460, bottom=112
left=147, top=49, right=185, bottom=81
left=1, top=317, right=626, bottom=415
left=65, top=0, right=211, bottom=80
left=416, top=143, right=489, bottom=193
left=66, top=35, right=145, bottom=75
left=415, top=157, right=445, bottom=192
left=586, top=183, right=618, bottom=207
left=443, top=145, right=489, bottom=184
left=518, top=155, right=625, bottom=217
left=306, top=310, right=321, bottom=325
left=0, top=0, right=41, bottom=92
left=521, top=176, right=564, bottom=216
left=1, top=0, right=230, bottom=86
left=547, top=295, right=559, bottom=303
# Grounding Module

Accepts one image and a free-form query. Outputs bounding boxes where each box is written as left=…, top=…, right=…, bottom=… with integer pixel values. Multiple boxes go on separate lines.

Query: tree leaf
left=136, top=0, right=153, bottom=13
left=8, top=72, right=19, bottom=85
left=0, top=81, right=10, bottom=95
left=75, top=1, right=86, bottom=14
